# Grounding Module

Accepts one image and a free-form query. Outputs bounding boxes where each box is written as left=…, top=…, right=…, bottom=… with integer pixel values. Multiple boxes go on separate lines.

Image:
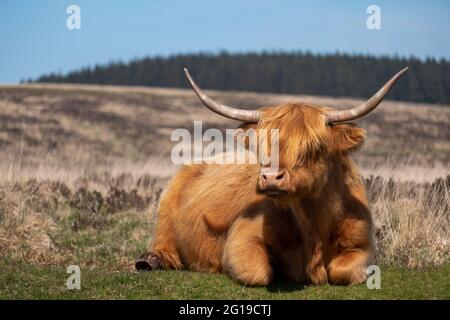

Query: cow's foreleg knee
left=223, top=240, right=273, bottom=286
left=327, top=248, right=373, bottom=285
left=223, top=217, right=273, bottom=286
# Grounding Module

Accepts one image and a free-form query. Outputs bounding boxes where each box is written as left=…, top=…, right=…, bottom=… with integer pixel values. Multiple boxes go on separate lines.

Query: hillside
left=32, top=52, right=450, bottom=105
left=0, top=83, right=448, bottom=299
left=1, top=83, right=449, bottom=183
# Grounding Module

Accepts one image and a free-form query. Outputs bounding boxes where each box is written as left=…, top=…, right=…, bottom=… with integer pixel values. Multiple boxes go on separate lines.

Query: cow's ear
left=329, top=123, right=365, bottom=154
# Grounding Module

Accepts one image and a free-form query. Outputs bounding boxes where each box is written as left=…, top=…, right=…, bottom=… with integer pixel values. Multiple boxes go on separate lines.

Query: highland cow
left=136, top=67, right=408, bottom=286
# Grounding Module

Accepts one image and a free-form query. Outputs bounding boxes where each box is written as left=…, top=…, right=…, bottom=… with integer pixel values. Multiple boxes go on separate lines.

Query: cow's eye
left=294, top=157, right=305, bottom=169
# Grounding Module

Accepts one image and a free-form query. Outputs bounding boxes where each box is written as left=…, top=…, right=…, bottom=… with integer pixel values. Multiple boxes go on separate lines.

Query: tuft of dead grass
left=0, top=184, right=67, bottom=265
left=367, top=175, right=450, bottom=268
left=0, top=174, right=164, bottom=269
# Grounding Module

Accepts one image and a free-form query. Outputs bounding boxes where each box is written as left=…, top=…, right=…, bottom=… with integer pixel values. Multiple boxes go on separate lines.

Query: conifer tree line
left=33, top=51, right=450, bottom=105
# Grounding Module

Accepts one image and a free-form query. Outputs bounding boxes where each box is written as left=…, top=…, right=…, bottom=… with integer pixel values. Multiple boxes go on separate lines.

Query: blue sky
left=0, top=0, right=449, bottom=83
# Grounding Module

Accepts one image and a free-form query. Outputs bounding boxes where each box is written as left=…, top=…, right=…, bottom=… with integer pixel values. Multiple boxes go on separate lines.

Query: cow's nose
left=259, top=168, right=288, bottom=190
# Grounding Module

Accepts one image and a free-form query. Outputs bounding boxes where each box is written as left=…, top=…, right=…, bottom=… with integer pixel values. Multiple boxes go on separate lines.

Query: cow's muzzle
left=258, top=167, right=290, bottom=197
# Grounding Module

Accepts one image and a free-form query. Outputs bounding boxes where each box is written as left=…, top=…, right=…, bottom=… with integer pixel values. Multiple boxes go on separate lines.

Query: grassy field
left=1, top=258, right=449, bottom=299
left=0, top=84, right=448, bottom=299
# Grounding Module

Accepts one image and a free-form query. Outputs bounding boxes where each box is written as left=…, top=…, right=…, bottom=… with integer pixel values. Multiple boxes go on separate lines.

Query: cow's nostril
left=262, top=174, right=267, bottom=180
left=276, top=172, right=284, bottom=180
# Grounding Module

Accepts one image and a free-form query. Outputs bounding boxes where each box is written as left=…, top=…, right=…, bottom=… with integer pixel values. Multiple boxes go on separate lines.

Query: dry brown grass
left=0, top=84, right=448, bottom=270
left=0, top=173, right=165, bottom=270
left=1, top=168, right=447, bottom=269
left=0, top=180, right=68, bottom=265
left=366, top=175, right=449, bottom=267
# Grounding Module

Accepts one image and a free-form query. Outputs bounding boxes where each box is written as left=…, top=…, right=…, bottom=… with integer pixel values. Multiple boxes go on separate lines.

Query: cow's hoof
left=135, top=252, right=163, bottom=271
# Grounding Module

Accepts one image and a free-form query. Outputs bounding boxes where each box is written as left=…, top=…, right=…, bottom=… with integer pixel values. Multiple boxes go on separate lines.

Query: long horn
left=184, top=67, right=261, bottom=123
left=325, top=67, right=409, bottom=124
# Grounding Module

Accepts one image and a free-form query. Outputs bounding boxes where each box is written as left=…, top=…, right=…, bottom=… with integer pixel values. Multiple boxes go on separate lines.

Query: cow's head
left=184, top=67, right=408, bottom=200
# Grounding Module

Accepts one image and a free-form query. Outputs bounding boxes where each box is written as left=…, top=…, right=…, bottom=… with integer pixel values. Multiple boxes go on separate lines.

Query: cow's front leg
left=327, top=218, right=374, bottom=285
left=327, top=247, right=373, bottom=285
left=305, top=237, right=328, bottom=285
left=222, top=214, right=273, bottom=286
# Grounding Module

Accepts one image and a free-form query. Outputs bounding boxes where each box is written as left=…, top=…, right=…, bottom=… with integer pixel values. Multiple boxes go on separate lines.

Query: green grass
left=0, top=258, right=448, bottom=300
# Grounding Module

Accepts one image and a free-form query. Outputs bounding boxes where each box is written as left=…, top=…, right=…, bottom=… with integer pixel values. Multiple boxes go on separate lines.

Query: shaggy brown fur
left=137, top=102, right=374, bottom=286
